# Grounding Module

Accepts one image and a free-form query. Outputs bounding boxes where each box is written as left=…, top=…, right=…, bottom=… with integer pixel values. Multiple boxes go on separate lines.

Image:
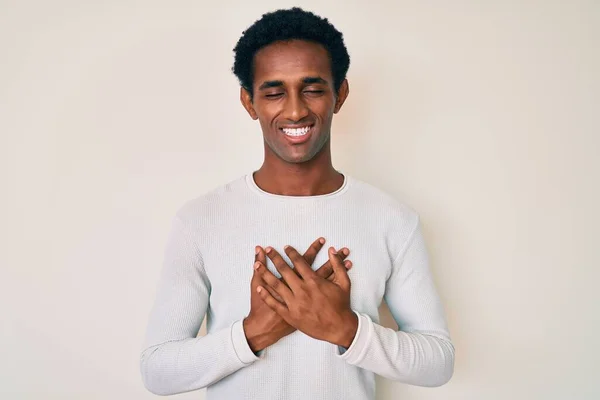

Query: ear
left=333, top=79, right=349, bottom=114
left=240, top=87, right=258, bottom=120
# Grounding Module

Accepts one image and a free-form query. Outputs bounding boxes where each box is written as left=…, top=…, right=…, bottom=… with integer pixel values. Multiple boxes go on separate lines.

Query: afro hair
left=232, top=7, right=350, bottom=98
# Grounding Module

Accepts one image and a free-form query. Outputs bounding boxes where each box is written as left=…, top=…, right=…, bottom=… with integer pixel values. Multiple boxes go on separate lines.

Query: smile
left=281, top=125, right=313, bottom=137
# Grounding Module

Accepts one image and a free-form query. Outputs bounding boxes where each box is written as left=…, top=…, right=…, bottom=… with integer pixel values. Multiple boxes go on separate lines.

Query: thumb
left=328, top=246, right=350, bottom=291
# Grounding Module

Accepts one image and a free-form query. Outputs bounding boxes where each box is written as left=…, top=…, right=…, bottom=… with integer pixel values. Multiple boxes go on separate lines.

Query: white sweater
left=140, top=172, right=454, bottom=399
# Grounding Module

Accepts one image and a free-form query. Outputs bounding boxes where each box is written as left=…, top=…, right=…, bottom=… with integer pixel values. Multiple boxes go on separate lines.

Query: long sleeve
left=338, top=217, right=455, bottom=387
left=140, top=216, right=259, bottom=396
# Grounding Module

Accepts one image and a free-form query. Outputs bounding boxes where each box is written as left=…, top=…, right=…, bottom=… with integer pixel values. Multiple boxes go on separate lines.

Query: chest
left=199, top=210, right=394, bottom=327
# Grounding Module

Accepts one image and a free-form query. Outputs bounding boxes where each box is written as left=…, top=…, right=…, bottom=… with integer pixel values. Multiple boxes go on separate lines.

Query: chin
left=281, top=155, right=313, bottom=164
left=266, top=139, right=321, bottom=164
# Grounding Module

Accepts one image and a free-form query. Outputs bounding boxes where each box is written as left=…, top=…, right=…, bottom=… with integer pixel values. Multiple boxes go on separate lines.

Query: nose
left=282, top=92, right=309, bottom=122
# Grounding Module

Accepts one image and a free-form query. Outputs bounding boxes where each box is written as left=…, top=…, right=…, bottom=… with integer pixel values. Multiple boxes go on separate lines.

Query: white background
left=2, top=1, right=599, bottom=399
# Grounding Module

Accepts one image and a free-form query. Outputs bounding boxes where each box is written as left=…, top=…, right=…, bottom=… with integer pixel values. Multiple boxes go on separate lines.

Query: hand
left=243, top=239, right=352, bottom=352
left=256, top=246, right=358, bottom=348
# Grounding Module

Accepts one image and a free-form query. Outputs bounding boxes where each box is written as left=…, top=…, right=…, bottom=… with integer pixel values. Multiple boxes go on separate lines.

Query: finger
left=255, top=245, right=267, bottom=266
left=328, top=247, right=351, bottom=291
left=284, top=245, right=315, bottom=280
left=257, top=286, right=289, bottom=317
left=253, top=261, right=285, bottom=302
left=264, top=278, right=285, bottom=303
left=255, top=260, right=294, bottom=302
left=267, top=286, right=285, bottom=303
left=253, top=246, right=265, bottom=280
left=326, top=260, right=353, bottom=282
left=251, top=247, right=263, bottom=287
left=265, top=247, right=302, bottom=291
left=255, top=246, right=288, bottom=302
left=302, top=237, right=325, bottom=266
left=315, top=247, right=349, bottom=279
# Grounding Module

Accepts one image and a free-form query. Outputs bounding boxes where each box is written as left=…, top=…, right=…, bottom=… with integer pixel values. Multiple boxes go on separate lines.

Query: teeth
left=282, top=126, right=311, bottom=136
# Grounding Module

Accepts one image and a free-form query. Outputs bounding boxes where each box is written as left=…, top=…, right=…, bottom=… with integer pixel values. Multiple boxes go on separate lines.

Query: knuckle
left=261, top=272, right=273, bottom=284
left=319, top=267, right=332, bottom=278
left=305, top=276, right=318, bottom=286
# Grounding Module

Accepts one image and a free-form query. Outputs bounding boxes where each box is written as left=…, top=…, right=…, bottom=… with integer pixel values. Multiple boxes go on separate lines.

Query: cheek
left=257, top=116, right=277, bottom=136
left=311, top=99, right=335, bottom=118
left=255, top=105, right=280, bottom=128
left=257, top=118, right=270, bottom=133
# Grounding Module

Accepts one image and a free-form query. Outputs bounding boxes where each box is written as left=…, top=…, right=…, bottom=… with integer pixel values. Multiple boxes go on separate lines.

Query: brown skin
left=240, top=39, right=349, bottom=196
left=257, top=246, right=358, bottom=348
left=244, top=239, right=352, bottom=352
left=240, top=39, right=357, bottom=351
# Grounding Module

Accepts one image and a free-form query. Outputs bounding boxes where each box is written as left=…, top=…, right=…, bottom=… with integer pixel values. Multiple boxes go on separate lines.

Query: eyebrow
left=302, top=77, right=328, bottom=85
left=257, top=76, right=329, bottom=90
left=258, top=80, right=284, bottom=90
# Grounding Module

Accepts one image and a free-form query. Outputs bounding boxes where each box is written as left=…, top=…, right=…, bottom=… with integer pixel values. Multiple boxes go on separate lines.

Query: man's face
left=241, top=40, right=348, bottom=164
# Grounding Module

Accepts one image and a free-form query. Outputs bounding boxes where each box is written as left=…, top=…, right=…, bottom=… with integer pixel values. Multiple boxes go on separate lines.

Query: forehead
left=253, top=40, right=332, bottom=85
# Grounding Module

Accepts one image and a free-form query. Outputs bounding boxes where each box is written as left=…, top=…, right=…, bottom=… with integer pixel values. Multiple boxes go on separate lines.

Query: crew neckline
left=246, top=171, right=350, bottom=200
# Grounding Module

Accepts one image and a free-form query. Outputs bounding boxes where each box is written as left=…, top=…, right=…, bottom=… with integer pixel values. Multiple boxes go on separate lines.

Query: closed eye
left=265, top=93, right=284, bottom=98
left=304, top=90, right=324, bottom=97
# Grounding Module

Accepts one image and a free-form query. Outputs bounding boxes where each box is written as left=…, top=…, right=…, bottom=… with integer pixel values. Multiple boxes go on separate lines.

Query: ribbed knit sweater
left=140, top=172, right=454, bottom=399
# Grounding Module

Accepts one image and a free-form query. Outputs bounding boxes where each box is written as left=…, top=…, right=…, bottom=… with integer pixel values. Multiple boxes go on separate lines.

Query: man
left=140, top=7, right=454, bottom=400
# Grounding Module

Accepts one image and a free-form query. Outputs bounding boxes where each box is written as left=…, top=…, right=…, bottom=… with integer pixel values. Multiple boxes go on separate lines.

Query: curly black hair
left=232, top=7, right=350, bottom=98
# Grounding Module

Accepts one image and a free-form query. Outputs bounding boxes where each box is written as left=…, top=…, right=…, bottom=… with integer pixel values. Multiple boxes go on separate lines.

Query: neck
left=253, top=143, right=344, bottom=196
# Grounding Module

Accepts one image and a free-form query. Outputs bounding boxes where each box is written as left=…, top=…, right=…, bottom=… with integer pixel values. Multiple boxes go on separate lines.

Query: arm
left=338, top=217, right=455, bottom=387
left=139, top=216, right=259, bottom=396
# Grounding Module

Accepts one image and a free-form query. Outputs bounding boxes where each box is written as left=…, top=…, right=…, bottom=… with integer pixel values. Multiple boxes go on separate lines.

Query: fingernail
left=284, top=245, right=290, bottom=250
left=254, top=262, right=261, bottom=270
left=342, top=248, right=349, bottom=256
left=255, top=246, right=260, bottom=254
left=257, top=287, right=262, bottom=293
left=319, top=238, right=325, bottom=244
left=329, top=247, right=335, bottom=254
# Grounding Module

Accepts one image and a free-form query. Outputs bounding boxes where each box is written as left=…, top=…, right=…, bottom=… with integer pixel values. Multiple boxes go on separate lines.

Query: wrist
left=243, top=315, right=282, bottom=353
left=333, top=311, right=358, bottom=348
left=243, top=316, right=265, bottom=353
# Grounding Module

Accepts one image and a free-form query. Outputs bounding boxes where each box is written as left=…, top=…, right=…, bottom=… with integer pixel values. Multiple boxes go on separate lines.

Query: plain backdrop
left=2, top=1, right=599, bottom=399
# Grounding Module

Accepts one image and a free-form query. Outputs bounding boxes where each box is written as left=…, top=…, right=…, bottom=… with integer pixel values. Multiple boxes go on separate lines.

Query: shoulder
left=347, top=176, right=420, bottom=223
left=172, top=174, right=249, bottom=227
left=347, top=175, right=421, bottom=256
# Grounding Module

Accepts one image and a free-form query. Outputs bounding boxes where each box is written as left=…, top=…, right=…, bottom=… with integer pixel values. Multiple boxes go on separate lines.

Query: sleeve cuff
left=336, top=311, right=372, bottom=364
left=231, top=319, right=260, bottom=365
